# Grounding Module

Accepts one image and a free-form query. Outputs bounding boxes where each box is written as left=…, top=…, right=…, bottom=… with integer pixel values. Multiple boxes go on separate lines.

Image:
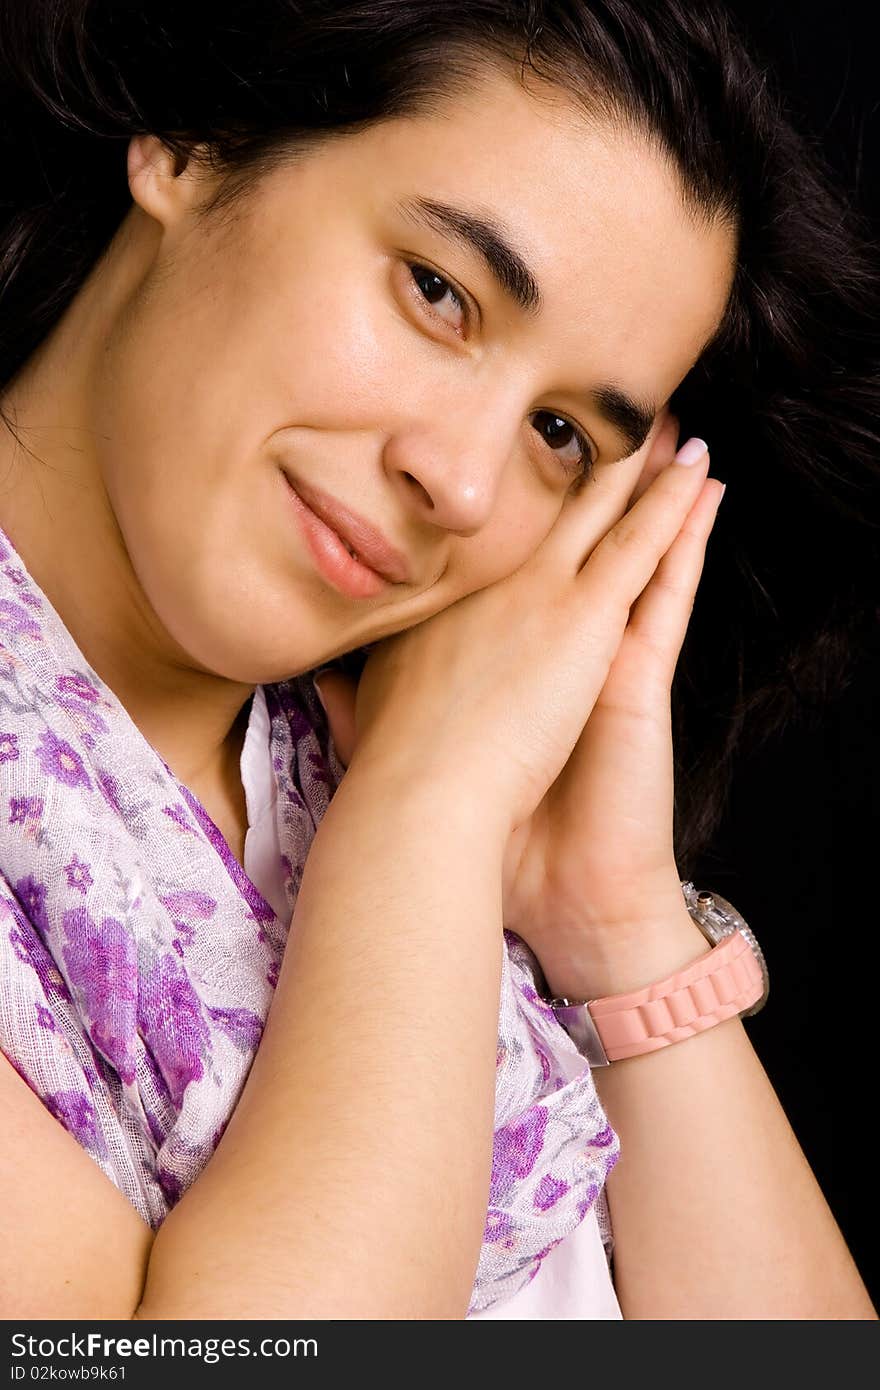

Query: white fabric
left=470, top=1203, right=621, bottom=1320
left=239, top=685, right=623, bottom=1321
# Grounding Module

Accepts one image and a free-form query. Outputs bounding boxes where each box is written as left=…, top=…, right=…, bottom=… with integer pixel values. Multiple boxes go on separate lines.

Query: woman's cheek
left=276, top=300, right=403, bottom=425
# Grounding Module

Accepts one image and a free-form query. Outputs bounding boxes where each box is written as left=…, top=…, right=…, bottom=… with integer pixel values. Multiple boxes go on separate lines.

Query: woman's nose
left=382, top=398, right=519, bottom=536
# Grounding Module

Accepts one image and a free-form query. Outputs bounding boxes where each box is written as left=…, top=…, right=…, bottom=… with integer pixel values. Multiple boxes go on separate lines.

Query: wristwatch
left=546, top=881, right=770, bottom=1067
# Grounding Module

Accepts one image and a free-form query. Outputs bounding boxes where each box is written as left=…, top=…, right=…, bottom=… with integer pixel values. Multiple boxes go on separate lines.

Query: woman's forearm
left=134, top=771, right=505, bottom=1320
left=583, top=911, right=878, bottom=1320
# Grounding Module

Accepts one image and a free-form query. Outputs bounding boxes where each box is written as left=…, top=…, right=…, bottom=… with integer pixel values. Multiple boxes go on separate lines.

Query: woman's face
left=103, top=64, right=734, bottom=682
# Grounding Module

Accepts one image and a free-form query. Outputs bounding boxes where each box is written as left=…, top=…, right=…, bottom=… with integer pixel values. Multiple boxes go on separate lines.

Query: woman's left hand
left=496, top=410, right=726, bottom=993
left=313, top=409, right=725, bottom=995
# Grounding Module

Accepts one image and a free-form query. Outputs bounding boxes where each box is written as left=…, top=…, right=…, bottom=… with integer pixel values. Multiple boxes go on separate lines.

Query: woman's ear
left=126, top=135, right=209, bottom=227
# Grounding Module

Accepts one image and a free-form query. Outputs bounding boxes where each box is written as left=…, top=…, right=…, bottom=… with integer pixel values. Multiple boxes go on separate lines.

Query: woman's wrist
left=535, top=907, right=711, bottom=1003
left=337, top=756, right=510, bottom=855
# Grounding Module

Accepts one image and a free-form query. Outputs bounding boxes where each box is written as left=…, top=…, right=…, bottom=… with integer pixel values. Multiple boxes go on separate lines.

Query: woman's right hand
left=339, top=415, right=714, bottom=844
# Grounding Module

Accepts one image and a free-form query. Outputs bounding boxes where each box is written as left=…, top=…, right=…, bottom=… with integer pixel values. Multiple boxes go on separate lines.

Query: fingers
left=625, top=476, right=725, bottom=680
left=575, top=437, right=715, bottom=630
left=537, top=406, right=676, bottom=577
left=626, top=408, right=680, bottom=506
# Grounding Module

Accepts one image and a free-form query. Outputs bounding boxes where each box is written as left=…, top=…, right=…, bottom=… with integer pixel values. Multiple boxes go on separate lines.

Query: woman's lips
left=283, top=474, right=393, bottom=599
left=282, top=471, right=412, bottom=583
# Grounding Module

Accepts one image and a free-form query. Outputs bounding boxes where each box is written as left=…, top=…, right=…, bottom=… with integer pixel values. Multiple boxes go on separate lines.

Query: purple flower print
left=54, top=675, right=110, bottom=739
left=159, top=890, right=217, bottom=954
left=2, top=564, right=27, bottom=588
left=64, top=854, right=94, bottom=895
left=55, top=673, right=100, bottom=703
left=534, top=1173, right=570, bottom=1211
left=98, top=771, right=124, bottom=814
left=483, top=1208, right=515, bottom=1244
left=207, top=1005, right=264, bottom=1052
left=142, top=1103, right=167, bottom=1149
left=34, top=730, right=92, bottom=791
left=164, top=894, right=217, bottom=923
left=576, top=1183, right=600, bottom=1221
left=517, top=977, right=556, bottom=1018
left=266, top=681, right=312, bottom=745
left=160, top=802, right=201, bottom=837
left=8, top=794, right=44, bottom=826
left=2, top=893, right=72, bottom=1004
left=0, top=598, right=42, bottom=639
left=14, top=875, right=50, bottom=937
left=591, top=1122, right=617, bottom=1149
left=61, top=906, right=138, bottom=1084
left=0, top=731, right=19, bottom=762
left=44, top=1089, right=103, bottom=1152
left=35, top=1002, right=57, bottom=1031
left=156, top=1167, right=183, bottom=1204
left=139, top=954, right=211, bottom=1109
left=304, top=746, right=334, bottom=792
left=490, top=1105, right=549, bottom=1203
left=139, top=1042, right=174, bottom=1140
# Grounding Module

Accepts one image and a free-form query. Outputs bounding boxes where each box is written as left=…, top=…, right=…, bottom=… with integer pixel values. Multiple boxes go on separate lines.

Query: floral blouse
left=0, top=521, right=619, bottom=1315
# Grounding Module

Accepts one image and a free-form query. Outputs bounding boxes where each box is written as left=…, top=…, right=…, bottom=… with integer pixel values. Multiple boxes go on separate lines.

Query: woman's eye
left=408, top=263, right=469, bottom=334
left=531, top=411, right=596, bottom=485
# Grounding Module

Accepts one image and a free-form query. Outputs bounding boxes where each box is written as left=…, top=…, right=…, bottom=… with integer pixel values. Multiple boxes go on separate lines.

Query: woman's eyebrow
left=395, top=194, right=543, bottom=315
left=394, top=194, right=657, bottom=457
left=592, top=384, right=657, bottom=459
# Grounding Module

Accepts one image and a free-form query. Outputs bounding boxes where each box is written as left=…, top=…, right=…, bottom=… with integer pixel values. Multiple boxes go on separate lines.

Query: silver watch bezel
left=680, top=880, right=770, bottom=1016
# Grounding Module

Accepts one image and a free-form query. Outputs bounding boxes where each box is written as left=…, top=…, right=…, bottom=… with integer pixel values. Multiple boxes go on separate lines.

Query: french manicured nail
left=673, top=437, right=709, bottom=467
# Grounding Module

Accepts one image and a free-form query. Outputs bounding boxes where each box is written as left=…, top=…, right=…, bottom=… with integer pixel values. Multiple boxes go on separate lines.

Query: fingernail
left=673, top=437, right=709, bottom=467
left=718, top=483, right=727, bottom=503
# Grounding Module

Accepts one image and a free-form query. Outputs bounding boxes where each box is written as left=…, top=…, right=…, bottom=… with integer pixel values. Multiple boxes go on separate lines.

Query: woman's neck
left=0, top=219, right=258, bottom=793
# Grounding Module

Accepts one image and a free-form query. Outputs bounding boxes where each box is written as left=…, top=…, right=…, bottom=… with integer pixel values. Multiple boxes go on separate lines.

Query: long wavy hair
left=1, top=0, right=877, bottom=874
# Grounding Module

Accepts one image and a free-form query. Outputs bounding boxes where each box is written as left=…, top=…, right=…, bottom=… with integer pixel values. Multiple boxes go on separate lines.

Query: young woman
left=0, top=0, right=876, bottom=1319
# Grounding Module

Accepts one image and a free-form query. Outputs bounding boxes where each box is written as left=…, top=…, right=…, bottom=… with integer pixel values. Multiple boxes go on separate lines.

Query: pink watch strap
left=587, top=928, right=764, bottom=1063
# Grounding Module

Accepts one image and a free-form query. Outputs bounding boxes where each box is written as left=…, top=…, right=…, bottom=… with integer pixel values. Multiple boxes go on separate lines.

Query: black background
left=696, top=1, right=879, bottom=1309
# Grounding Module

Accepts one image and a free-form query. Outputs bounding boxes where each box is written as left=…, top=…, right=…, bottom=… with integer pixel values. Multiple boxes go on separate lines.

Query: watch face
left=680, top=882, right=770, bottom=1015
